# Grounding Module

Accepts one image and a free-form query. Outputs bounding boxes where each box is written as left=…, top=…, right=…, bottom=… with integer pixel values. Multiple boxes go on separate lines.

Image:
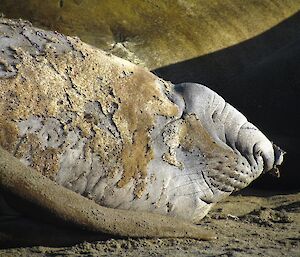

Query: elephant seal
left=0, top=17, right=284, bottom=239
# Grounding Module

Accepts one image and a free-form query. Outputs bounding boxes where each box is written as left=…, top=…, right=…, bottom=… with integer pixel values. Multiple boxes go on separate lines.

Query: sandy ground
left=1, top=190, right=299, bottom=257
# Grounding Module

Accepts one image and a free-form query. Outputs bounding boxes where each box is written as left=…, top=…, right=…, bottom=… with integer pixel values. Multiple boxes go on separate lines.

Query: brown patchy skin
left=30, top=141, right=61, bottom=180
left=13, top=134, right=61, bottom=180
left=0, top=26, right=178, bottom=195
left=180, top=114, right=233, bottom=157
left=162, top=152, right=184, bottom=169
left=0, top=119, right=19, bottom=153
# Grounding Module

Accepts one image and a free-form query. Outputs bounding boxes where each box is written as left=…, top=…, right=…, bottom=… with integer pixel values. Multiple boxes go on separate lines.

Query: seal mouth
left=268, top=143, right=286, bottom=178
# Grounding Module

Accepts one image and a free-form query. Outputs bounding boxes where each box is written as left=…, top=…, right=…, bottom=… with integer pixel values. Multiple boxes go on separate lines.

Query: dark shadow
left=154, top=11, right=300, bottom=191
left=0, top=215, right=110, bottom=248
left=0, top=190, right=113, bottom=248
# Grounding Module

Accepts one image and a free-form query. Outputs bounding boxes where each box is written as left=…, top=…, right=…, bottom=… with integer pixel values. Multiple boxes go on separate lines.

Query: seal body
left=0, top=18, right=283, bottom=223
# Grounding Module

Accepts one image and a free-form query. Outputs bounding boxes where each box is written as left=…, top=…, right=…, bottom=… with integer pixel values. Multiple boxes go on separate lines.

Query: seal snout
left=268, top=143, right=285, bottom=178
left=253, top=140, right=285, bottom=176
left=273, top=143, right=285, bottom=167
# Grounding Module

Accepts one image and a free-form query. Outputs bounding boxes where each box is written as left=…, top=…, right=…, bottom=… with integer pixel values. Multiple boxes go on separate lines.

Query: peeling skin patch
left=179, top=114, right=230, bottom=156
left=0, top=18, right=179, bottom=197
left=0, top=119, right=19, bottom=153
left=162, top=120, right=184, bottom=169
left=14, top=133, right=61, bottom=180
left=114, top=70, right=181, bottom=191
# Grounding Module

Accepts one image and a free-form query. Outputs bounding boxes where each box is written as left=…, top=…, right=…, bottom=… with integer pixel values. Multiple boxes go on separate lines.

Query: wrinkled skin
left=141, top=83, right=284, bottom=222
left=0, top=18, right=284, bottom=246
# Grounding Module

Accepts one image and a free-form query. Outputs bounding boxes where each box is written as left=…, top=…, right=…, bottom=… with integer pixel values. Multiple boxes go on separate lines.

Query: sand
left=1, top=191, right=299, bottom=257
